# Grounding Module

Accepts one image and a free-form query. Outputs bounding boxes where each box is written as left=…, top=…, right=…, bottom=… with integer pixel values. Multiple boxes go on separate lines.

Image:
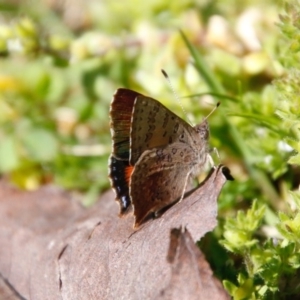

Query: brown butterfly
left=109, top=88, right=212, bottom=228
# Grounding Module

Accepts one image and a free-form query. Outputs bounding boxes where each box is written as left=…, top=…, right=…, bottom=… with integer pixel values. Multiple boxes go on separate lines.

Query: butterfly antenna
left=204, top=101, right=220, bottom=121
left=161, top=69, right=194, bottom=126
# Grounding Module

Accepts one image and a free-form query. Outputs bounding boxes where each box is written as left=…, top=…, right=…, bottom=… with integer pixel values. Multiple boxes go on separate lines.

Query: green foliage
left=221, top=199, right=300, bottom=298
left=204, top=2, right=300, bottom=298
left=221, top=200, right=266, bottom=254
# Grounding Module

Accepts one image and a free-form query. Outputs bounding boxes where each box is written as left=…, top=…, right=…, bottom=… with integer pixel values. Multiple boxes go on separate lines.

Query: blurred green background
left=2, top=0, right=300, bottom=297
left=0, top=0, right=282, bottom=201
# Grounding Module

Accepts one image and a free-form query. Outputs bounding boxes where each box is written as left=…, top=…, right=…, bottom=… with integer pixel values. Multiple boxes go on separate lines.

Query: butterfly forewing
left=110, top=88, right=142, bottom=160
left=130, top=95, right=194, bottom=165
left=109, top=88, right=142, bottom=215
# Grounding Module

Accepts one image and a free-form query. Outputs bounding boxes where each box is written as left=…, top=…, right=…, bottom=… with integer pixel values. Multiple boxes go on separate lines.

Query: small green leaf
left=223, top=280, right=238, bottom=295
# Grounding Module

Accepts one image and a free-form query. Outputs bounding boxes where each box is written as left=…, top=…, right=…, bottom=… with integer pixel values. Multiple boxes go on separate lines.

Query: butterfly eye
left=203, top=130, right=209, bottom=140
left=194, top=122, right=209, bottom=140
left=199, top=128, right=209, bottom=140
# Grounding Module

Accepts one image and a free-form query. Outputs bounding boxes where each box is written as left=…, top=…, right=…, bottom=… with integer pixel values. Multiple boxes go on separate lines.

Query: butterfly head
left=194, top=119, right=209, bottom=141
left=193, top=101, right=220, bottom=141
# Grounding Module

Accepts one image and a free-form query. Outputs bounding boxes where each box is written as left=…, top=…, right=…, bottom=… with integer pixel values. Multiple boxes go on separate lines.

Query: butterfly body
left=109, top=88, right=210, bottom=228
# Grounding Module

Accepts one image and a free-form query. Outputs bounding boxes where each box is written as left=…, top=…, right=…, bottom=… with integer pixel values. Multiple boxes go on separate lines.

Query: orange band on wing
left=125, top=165, right=134, bottom=183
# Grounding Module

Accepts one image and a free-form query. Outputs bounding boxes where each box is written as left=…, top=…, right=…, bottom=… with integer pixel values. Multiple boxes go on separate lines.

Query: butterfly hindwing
left=130, top=142, right=197, bottom=227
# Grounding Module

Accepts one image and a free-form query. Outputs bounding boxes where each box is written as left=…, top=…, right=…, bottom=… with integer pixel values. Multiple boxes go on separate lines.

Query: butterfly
left=109, top=88, right=212, bottom=228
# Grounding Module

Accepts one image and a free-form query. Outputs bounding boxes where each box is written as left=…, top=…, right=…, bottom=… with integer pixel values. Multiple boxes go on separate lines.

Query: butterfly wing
left=109, top=89, right=142, bottom=214
left=130, top=95, right=194, bottom=164
left=110, top=88, right=142, bottom=160
left=109, top=89, right=195, bottom=215
left=130, top=142, right=197, bottom=227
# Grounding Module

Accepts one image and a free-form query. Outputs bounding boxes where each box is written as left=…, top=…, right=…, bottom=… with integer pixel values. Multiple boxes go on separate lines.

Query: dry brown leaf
left=0, top=165, right=232, bottom=299
left=0, top=274, right=20, bottom=300
left=159, top=227, right=229, bottom=300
